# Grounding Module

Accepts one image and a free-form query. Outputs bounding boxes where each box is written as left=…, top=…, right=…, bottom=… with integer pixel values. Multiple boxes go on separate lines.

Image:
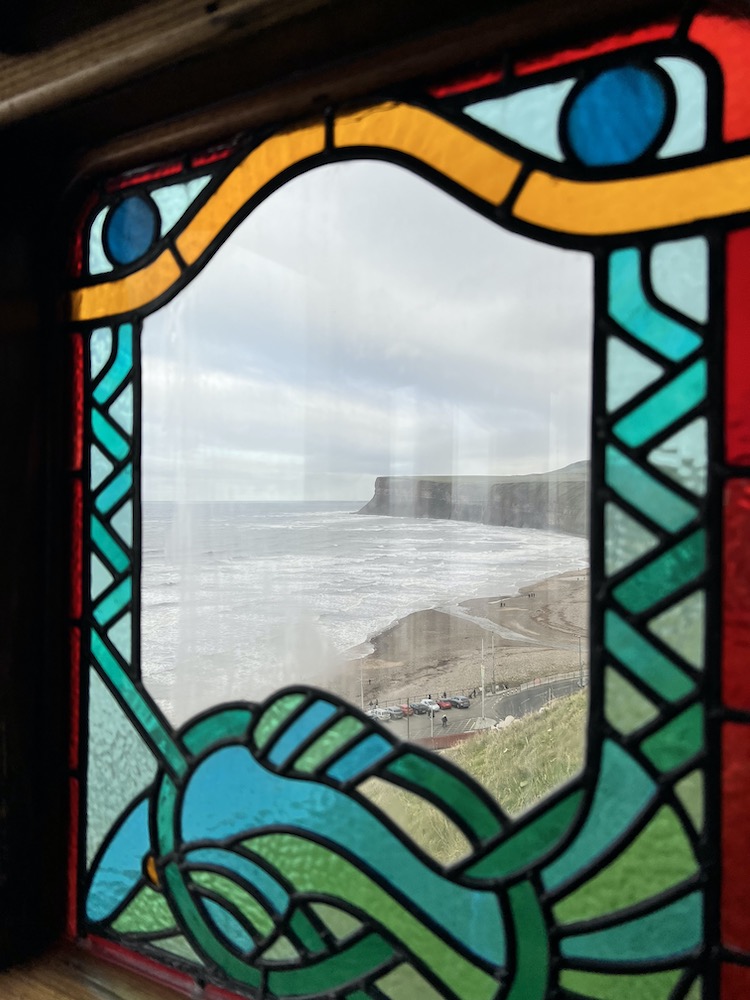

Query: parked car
left=400, top=704, right=414, bottom=716
left=367, top=707, right=391, bottom=722
left=420, top=699, right=440, bottom=713
left=386, top=705, right=404, bottom=719
left=409, top=702, right=428, bottom=715
left=436, top=699, right=452, bottom=710
left=448, top=696, right=471, bottom=709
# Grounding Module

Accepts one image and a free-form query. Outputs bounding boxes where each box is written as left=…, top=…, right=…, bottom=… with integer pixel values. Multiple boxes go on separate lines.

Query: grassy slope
left=360, top=691, right=587, bottom=866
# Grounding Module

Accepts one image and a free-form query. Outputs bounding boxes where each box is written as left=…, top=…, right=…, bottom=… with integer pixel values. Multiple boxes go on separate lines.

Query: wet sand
left=323, top=568, right=589, bottom=707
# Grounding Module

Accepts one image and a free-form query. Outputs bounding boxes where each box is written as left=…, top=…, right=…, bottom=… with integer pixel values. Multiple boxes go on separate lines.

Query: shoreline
left=322, top=567, right=589, bottom=707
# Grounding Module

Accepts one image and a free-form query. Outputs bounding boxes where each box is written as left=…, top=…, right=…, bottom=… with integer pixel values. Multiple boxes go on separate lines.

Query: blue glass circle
left=105, top=196, right=158, bottom=265
left=564, top=66, right=669, bottom=167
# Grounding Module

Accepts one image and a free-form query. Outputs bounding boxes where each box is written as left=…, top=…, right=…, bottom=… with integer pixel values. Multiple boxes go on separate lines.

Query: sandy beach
left=323, top=568, right=589, bottom=707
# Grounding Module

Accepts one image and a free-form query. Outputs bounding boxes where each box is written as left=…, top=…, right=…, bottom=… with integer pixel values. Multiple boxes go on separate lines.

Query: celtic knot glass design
left=67, top=9, right=750, bottom=998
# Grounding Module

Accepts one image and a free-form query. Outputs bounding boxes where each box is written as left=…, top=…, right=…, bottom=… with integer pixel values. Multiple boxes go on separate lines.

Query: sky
left=142, top=160, right=593, bottom=502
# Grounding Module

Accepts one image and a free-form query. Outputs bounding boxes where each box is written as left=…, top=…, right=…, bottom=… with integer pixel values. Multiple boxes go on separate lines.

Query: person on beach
left=441, top=714, right=448, bottom=728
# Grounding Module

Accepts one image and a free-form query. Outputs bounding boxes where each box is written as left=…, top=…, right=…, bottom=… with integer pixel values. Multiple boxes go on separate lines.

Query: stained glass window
left=67, top=8, right=750, bottom=998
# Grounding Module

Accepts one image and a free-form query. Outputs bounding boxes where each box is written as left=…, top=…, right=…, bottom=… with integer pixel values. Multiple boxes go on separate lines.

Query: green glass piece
left=253, top=694, right=305, bottom=752
left=675, top=770, right=704, bottom=833
left=608, top=248, right=702, bottom=361
left=258, top=935, right=299, bottom=961
left=605, top=447, right=697, bottom=533
left=604, top=611, right=694, bottom=701
left=505, top=882, right=548, bottom=1000
left=110, top=500, right=133, bottom=546
left=90, top=552, right=114, bottom=599
left=249, top=833, right=501, bottom=1000
left=648, top=591, right=705, bottom=669
left=310, top=902, right=363, bottom=939
left=182, top=708, right=254, bottom=755
left=641, top=703, right=704, bottom=773
left=92, top=409, right=130, bottom=461
left=266, top=934, right=393, bottom=997
left=604, top=667, right=659, bottom=735
left=604, top=502, right=659, bottom=575
left=90, top=444, right=113, bottom=490
left=112, top=885, right=176, bottom=934
left=151, top=935, right=203, bottom=964
left=91, top=516, right=130, bottom=573
left=95, top=465, right=133, bottom=514
left=543, top=742, right=655, bottom=891
left=86, top=668, right=157, bottom=866
left=385, top=753, right=503, bottom=842
left=685, top=976, right=702, bottom=999
left=189, top=870, right=275, bottom=937
left=553, top=806, right=697, bottom=924
left=465, top=791, right=583, bottom=880
left=560, top=890, right=702, bottom=961
left=375, top=963, right=447, bottom=999
left=613, top=530, right=705, bottom=614
left=93, top=324, right=133, bottom=405
left=606, top=336, right=663, bottom=413
left=90, top=326, right=113, bottom=377
left=109, top=383, right=134, bottom=435
left=650, top=236, right=708, bottom=323
left=288, top=907, right=328, bottom=954
left=93, top=577, right=131, bottom=626
left=294, top=717, right=365, bottom=773
left=649, top=418, right=707, bottom=496
left=613, top=360, right=706, bottom=448
left=108, top=612, right=132, bottom=662
left=560, top=968, right=682, bottom=1000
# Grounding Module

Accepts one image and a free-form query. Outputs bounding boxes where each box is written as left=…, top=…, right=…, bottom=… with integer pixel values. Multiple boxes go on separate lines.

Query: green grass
left=359, top=691, right=587, bottom=865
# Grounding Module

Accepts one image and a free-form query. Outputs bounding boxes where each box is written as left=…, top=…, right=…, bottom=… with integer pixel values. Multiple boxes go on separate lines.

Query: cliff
left=358, top=462, right=589, bottom=537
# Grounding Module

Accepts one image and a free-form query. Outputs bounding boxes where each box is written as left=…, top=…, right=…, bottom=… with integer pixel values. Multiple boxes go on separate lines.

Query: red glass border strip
left=725, top=228, right=750, bottom=466
left=106, top=161, right=183, bottom=192
left=690, top=14, right=750, bottom=143
left=722, top=723, right=750, bottom=954
left=722, top=480, right=750, bottom=710
left=71, top=333, right=84, bottom=472
left=429, top=69, right=504, bottom=98
left=516, top=20, right=678, bottom=75
left=191, top=148, right=233, bottom=168
left=67, top=777, right=79, bottom=938
left=69, top=626, right=81, bottom=771
left=722, top=962, right=750, bottom=997
left=70, top=478, right=83, bottom=620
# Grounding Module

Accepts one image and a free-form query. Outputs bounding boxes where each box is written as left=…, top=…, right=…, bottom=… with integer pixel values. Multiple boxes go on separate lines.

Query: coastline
left=323, top=567, right=589, bottom=707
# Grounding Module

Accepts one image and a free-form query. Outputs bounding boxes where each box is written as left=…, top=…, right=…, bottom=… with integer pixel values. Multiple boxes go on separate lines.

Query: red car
left=437, top=699, right=452, bottom=710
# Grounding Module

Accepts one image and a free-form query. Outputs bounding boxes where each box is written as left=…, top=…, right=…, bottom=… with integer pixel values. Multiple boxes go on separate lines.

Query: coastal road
left=381, top=675, right=587, bottom=742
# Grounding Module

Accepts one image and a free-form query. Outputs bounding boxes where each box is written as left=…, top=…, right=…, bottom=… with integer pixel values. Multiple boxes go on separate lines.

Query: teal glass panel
left=613, top=360, right=706, bottom=448
left=650, top=236, right=708, bottom=324
left=93, top=324, right=133, bottom=404
left=266, top=700, right=339, bottom=767
left=655, top=59, right=707, bottom=160
left=89, top=326, right=113, bottom=377
left=641, top=703, right=704, bottom=772
left=185, top=847, right=289, bottom=913
left=86, top=797, right=150, bottom=922
left=201, top=898, right=255, bottom=952
left=87, top=667, right=157, bottom=866
left=95, top=465, right=133, bottom=514
left=294, top=717, right=365, bottom=773
left=542, top=741, right=655, bottom=891
left=92, top=409, right=130, bottom=461
left=613, top=530, right=705, bottom=614
left=93, top=577, right=131, bottom=626
left=90, top=552, right=114, bottom=599
left=110, top=500, right=133, bottom=546
left=606, top=336, right=663, bottom=412
left=608, top=249, right=702, bottom=361
left=560, top=890, right=702, bottom=961
left=253, top=694, right=305, bottom=751
left=385, top=753, right=503, bottom=842
left=604, top=611, right=694, bottom=700
left=505, top=882, right=548, bottom=1000
left=464, top=79, right=575, bottom=161
left=182, top=708, right=254, bottom=754
left=151, top=176, right=212, bottom=235
left=648, top=418, right=708, bottom=496
left=108, top=612, right=132, bottom=662
left=90, top=444, right=113, bottom=490
left=604, top=503, right=659, bottom=575
left=109, top=384, right=134, bottom=434
left=605, top=447, right=697, bottom=532
left=648, top=591, right=705, bottom=668
left=326, top=734, right=392, bottom=783
left=91, top=515, right=130, bottom=573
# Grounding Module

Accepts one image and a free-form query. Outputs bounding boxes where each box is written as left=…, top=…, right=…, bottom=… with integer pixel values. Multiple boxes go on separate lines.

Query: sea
left=141, top=501, right=588, bottom=723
